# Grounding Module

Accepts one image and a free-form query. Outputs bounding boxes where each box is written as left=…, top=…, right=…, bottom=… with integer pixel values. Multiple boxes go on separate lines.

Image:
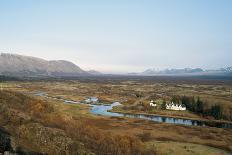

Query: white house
left=149, top=100, right=157, bottom=107
left=166, top=102, right=186, bottom=111
left=85, top=97, right=99, bottom=103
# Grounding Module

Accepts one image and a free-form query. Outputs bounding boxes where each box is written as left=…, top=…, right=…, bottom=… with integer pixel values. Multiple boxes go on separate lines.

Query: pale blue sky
left=0, top=0, right=231, bottom=73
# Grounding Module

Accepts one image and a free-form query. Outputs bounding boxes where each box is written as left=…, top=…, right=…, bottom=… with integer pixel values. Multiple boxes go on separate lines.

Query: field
left=0, top=76, right=232, bottom=154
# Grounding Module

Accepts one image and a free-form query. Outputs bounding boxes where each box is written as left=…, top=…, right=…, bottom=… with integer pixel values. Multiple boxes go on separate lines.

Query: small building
left=149, top=100, right=157, bottom=107
left=166, top=102, right=186, bottom=111
left=85, top=97, right=99, bottom=104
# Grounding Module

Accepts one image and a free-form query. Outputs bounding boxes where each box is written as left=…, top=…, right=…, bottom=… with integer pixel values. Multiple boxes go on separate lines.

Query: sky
left=0, top=0, right=232, bottom=73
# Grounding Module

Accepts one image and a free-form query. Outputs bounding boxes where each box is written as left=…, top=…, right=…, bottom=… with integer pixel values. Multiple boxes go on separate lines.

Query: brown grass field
left=0, top=76, right=231, bottom=154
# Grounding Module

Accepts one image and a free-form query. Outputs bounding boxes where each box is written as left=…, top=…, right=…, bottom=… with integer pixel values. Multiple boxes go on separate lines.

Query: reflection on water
left=90, top=102, right=232, bottom=129
left=33, top=92, right=232, bottom=129
left=90, top=102, right=123, bottom=117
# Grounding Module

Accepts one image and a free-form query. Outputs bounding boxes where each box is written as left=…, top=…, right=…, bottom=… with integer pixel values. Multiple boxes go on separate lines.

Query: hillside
left=0, top=90, right=92, bottom=154
left=0, top=90, right=145, bottom=154
left=0, top=53, right=88, bottom=77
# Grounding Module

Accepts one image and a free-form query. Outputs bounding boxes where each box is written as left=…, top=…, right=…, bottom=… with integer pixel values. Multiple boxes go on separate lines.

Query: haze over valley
left=0, top=53, right=231, bottom=78
left=0, top=1, right=232, bottom=155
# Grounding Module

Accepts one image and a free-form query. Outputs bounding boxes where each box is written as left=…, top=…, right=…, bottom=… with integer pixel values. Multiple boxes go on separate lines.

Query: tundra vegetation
left=0, top=90, right=146, bottom=155
left=0, top=76, right=231, bottom=154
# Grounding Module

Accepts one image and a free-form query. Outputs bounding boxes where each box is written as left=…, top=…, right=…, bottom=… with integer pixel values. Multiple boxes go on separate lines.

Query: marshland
left=0, top=76, right=231, bottom=154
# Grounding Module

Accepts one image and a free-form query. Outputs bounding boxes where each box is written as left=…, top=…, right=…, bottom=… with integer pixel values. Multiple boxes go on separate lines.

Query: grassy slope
left=146, top=141, right=230, bottom=155
left=0, top=90, right=146, bottom=155
left=0, top=90, right=93, bottom=154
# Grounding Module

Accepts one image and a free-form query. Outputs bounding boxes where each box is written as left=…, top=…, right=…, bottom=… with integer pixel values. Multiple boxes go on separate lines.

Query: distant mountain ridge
left=0, top=53, right=89, bottom=77
left=141, top=67, right=232, bottom=76
left=87, top=70, right=102, bottom=75
left=142, top=68, right=204, bottom=75
left=1, top=53, right=231, bottom=77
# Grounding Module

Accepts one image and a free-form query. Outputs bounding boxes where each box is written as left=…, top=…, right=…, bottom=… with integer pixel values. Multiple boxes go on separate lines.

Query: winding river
left=34, top=92, right=232, bottom=129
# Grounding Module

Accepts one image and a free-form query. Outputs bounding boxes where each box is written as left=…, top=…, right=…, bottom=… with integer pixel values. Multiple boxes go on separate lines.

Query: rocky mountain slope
left=0, top=53, right=89, bottom=77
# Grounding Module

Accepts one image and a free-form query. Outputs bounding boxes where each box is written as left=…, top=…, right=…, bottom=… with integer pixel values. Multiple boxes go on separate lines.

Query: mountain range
left=0, top=53, right=231, bottom=77
left=141, top=67, right=232, bottom=76
left=0, top=53, right=98, bottom=77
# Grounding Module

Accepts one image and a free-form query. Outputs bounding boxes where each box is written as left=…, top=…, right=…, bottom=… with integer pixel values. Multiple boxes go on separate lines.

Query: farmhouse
left=166, top=102, right=186, bottom=111
left=149, top=100, right=157, bottom=107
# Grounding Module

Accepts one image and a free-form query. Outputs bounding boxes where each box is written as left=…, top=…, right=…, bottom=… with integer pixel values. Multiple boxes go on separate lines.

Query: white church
left=166, top=102, right=186, bottom=111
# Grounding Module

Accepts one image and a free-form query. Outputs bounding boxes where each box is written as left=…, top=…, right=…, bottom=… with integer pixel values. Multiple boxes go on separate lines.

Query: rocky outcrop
left=18, top=123, right=91, bottom=155
left=0, top=128, right=12, bottom=153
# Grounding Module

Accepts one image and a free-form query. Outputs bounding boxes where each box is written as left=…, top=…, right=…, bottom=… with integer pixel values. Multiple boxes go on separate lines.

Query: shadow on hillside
left=0, top=127, right=44, bottom=155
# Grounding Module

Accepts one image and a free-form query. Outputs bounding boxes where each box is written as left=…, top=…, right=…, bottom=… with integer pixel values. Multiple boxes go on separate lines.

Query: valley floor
left=0, top=76, right=232, bottom=154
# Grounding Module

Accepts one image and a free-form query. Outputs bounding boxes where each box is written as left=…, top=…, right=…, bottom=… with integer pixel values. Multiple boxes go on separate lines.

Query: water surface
left=33, top=92, right=232, bottom=129
left=90, top=102, right=232, bottom=129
